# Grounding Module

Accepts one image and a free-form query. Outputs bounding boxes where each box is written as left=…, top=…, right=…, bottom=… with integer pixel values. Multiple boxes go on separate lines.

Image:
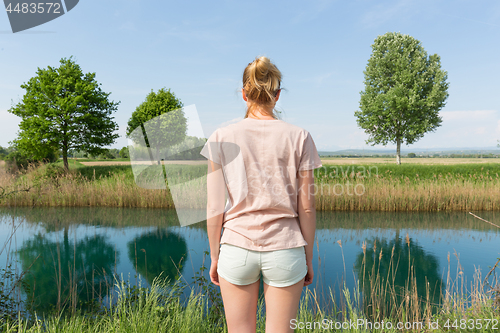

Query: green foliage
left=25, top=163, right=67, bottom=190
left=190, top=251, right=225, bottom=327
left=126, top=88, right=185, bottom=140
left=7, top=56, right=120, bottom=171
left=355, top=32, right=449, bottom=163
left=126, top=88, right=187, bottom=164
left=0, top=146, right=8, bottom=160
left=0, top=264, right=32, bottom=323
left=97, top=148, right=118, bottom=159
left=407, top=152, right=416, bottom=158
left=4, top=145, right=58, bottom=173
left=315, top=163, right=500, bottom=182
left=128, top=136, right=206, bottom=161
left=119, top=146, right=130, bottom=159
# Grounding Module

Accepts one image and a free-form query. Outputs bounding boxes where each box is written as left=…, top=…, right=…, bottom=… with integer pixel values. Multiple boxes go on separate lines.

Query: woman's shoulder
left=215, top=118, right=311, bottom=141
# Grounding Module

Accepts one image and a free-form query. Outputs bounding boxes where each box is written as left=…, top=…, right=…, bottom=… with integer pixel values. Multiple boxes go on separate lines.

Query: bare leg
left=219, top=276, right=260, bottom=333
left=263, top=277, right=305, bottom=333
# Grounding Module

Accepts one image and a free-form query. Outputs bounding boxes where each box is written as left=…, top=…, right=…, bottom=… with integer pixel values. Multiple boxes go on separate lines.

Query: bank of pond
left=1, top=161, right=500, bottom=211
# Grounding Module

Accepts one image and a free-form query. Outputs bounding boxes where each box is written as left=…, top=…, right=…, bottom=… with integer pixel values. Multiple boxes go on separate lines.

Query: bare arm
left=297, top=169, right=316, bottom=264
left=206, top=160, right=226, bottom=262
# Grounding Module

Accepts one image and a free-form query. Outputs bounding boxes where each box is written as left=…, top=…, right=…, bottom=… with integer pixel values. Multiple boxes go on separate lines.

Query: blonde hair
left=243, top=56, right=282, bottom=119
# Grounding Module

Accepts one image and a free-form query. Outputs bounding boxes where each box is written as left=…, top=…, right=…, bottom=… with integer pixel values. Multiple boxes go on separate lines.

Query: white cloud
left=440, top=110, right=497, bottom=121
left=414, top=109, right=500, bottom=148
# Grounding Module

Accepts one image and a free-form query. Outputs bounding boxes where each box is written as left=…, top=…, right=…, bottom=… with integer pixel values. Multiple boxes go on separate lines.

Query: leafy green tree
left=97, top=148, right=116, bottom=160
left=407, top=152, right=416, bottom=158
left=119, top=146, right=129, bottom=159
left=355, top=32, right=449, bottom=165
left=0, top=146, right=7, bottom=160
left=4, top=143, right=58, bottom=173
left=8, top=57, right=120, bottom=172
left=126, top=88, right=187, bottom=165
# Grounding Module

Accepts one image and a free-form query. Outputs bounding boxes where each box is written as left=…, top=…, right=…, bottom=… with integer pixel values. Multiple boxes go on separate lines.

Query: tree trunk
left=141, top=123, right=155, bottom=163
left=63, top=145, right=69, bottom=172
left=396, top=137, right=401, bottom=165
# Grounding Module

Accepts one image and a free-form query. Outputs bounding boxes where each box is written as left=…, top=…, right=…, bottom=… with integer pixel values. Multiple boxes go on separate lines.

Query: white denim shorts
left=217, top=243, right=308, bottom=287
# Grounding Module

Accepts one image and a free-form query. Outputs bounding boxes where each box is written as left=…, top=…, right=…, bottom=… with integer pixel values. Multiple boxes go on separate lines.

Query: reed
left=1, top=161, right=500, bottom=212
left=1, top=252, right=499, bottom=332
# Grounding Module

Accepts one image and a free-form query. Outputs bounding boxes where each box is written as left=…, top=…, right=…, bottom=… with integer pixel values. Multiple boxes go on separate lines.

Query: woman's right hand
left=304, top=261, right=314, bottom=286
left=209, top=258, right=220, bottom=286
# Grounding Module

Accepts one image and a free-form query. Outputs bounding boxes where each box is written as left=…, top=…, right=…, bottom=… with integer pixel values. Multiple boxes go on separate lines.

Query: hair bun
left=243, top=56, right=282, bottom=111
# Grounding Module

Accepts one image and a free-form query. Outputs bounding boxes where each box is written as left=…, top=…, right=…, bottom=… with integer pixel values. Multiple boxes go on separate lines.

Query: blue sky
left=1, top=0, right=499, bottom=152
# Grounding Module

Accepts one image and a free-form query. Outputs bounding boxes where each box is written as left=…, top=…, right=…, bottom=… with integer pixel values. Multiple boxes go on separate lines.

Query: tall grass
left=1, top=161, right=500, bottom=211
left=1, top=252, right=499, bottom=332
left=315, top=164, right=500, bottom=211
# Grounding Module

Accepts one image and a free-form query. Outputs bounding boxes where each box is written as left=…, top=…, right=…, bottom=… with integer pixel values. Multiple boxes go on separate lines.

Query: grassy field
left=66, top=157, right=500, bottom=166
left=321, top=157, right=500, bottom=165
left=0, top=159, right=500, bottom=211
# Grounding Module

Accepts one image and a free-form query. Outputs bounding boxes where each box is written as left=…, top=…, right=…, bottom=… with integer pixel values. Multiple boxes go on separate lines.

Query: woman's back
left=200, top=117, right=321, bottom=250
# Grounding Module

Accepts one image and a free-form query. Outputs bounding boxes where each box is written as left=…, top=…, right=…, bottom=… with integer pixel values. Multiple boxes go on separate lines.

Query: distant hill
left=319, top=147, right=500, bottom=156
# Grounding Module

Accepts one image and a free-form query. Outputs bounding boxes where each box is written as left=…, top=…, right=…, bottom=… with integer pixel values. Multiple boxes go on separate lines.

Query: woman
left=200, top=56, right=322, bottom=333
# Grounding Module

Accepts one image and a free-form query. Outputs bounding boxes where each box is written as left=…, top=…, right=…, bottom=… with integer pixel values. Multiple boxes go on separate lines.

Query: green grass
left=59, top=158, right=131, bottom=163
left=1, top=273, right=499, bottom=333
left=315, top=163, right=500, bottom=181
left=2, top=161, right=500, bottom=211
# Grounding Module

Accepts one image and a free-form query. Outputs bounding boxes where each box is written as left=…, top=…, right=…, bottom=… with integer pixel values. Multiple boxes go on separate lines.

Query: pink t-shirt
left=200, top=117, right=322, bottom=251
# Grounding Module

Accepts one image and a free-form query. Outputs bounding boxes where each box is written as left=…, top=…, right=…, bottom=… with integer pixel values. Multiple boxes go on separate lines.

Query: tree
left=8, top=57, right=120, bottom=172
left=126, top=88, right=187, bottom=165
left=97, top=148, right=116, bottom=159
left=355, top=32, right=449, bottom=165
left=119, top=146, right=129, bottom=159
left=0, top=146, right=7, bottom=159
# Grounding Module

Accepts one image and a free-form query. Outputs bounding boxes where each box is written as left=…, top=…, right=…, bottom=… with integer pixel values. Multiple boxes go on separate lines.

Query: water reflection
left=17, top=230, right=116, bottom=313
left=128, top=228, right=187, bottom=285
left=353, top=233, right=443, bottom=318
left=0, top=207, right=498, bottom=314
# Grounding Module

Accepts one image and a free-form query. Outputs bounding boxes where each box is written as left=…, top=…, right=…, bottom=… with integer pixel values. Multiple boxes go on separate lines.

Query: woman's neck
left=247, top=107, right=276, bottom=120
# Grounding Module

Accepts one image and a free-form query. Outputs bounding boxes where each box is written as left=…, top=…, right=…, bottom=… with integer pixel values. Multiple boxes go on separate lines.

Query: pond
left=1, top=207, right=499, bottom=314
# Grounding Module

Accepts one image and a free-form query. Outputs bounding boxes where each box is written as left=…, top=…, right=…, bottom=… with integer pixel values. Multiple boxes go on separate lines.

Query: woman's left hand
left=209, top=258, right=220, bottom=286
